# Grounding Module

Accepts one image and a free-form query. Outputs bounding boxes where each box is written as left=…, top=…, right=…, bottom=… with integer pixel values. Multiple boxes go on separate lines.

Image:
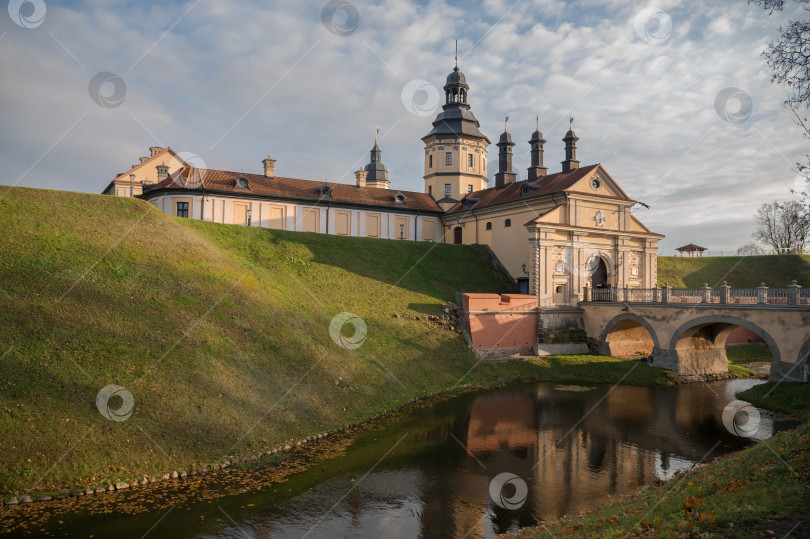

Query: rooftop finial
left=536, top=115, right=539, bottom=130
left=569, top=116, right=574, bottom=129
left=375, top=126, right=379, bottom=143
left=504, top=114, right=509, bottom=131
left=454, top=39, right=458, bottom=69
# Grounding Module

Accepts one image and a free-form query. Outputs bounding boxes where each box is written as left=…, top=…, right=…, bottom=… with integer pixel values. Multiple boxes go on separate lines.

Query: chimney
left=354, top=169, right=368, bottom=187
left=562, top=119, right=580, bottom=173
left=262, top=157, right=276, bottom=178
left=527, top=128, right=548, bottom=181
left=494, top=130, right=517, bottom=188
left=156, top=162, right=169, bottom=181
left=149, top=146, right=164, bottom=157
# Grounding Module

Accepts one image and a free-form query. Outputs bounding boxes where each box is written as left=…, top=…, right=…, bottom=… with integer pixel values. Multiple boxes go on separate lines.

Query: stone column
left=529, top=237, right=541, bottom=297
left=788, top=280, right=801, bottom=305
left=719, top=281, right=731, bottom=304
left=757, top=282, right=769, bottom=304
left=661, top=282, right=670, bottom=303
left=702, top=283, right=711, bottom=303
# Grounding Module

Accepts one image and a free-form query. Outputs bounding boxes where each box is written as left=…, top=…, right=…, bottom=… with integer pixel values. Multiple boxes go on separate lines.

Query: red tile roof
left=143, top=167, right=443, bottom=213
left=446, top=164, right=611, bottom=214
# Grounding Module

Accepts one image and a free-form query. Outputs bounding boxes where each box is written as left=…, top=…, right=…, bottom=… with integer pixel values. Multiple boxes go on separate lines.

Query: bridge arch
left=668, top=315, right=780, bottom=363
left=667, top=315, right=781, bottom=376
left=599, top=313, right=660, bottom=358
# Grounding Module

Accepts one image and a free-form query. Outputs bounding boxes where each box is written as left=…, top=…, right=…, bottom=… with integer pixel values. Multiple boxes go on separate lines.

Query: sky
left=0, top=0, right=807, bottom=253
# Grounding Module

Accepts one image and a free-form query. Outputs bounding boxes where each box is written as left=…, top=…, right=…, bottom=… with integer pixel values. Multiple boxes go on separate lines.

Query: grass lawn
left=726, top=344, right=772, bottom=365
left=0, top=186, right=695, bottom=498
left=658, top=255, right=810, bottom=288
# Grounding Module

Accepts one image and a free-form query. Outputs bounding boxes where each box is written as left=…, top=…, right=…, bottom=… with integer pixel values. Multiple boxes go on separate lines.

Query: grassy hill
left=658, top=255, right=810, bottom=289
left=0, top=186, right=528, bottom=494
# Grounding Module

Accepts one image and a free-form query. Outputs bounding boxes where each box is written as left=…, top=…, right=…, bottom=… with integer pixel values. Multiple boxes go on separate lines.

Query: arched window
left=505, top=219, right=512, bottom=228
left=485, top=222, right=492, bottom=230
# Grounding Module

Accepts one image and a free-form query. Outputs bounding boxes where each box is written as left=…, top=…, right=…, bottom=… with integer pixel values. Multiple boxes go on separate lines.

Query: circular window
left=590, top=178, right=601, bottom=190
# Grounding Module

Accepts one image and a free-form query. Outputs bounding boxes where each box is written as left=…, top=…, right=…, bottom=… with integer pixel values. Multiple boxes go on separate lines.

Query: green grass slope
left=0, top=186, right=530, bottom=494
left=657, top=255, right=810, bottom=288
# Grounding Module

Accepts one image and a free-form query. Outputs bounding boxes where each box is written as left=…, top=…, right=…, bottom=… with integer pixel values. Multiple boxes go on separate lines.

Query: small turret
left=495, top=126, right=516, bottom=188
left=562, top=117, right=580, bottom=173
left=527, top=118, right=547, bottom=181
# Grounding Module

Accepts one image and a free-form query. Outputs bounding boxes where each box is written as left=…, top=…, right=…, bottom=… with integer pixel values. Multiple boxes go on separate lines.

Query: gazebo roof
left=675, top=243, right=707, bottom=252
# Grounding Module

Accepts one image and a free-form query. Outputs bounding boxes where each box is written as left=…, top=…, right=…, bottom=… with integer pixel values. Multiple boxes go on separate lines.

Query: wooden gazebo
left=676, top=243, right=707, bottom=257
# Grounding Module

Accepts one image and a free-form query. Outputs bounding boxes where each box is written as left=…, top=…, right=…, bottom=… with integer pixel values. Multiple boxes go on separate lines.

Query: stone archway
left=592, top=258, right=608, bottom=288
left=599, top=313, right=660, bottom=358
left=667, top=315, right=781, bottom=377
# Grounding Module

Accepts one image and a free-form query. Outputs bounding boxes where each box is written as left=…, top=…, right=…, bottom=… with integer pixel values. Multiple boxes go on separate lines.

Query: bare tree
left=753, top=200, right=810, bottom=252
left=751, top=0, right=810, bottom=193
left=737, top=242, right=765, bottom=255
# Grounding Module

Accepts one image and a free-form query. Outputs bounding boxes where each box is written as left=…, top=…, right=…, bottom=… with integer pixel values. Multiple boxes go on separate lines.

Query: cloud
left=0, top=0, right=805, bottom=252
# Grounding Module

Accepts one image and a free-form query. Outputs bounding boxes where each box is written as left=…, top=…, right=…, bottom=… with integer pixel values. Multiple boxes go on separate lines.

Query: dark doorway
left=592, top=258, right=608, bottom=287
left=517, top=278, right=529, bottom=294
left=453, top=226, right=462, bottom=244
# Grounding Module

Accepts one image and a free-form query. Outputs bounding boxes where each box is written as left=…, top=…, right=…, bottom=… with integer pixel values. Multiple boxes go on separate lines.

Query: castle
left=102, top=63, right=662, bottom=307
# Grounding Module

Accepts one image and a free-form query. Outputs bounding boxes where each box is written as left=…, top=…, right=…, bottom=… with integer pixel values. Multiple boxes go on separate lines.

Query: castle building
left=103, top=62, right=662, bottom=307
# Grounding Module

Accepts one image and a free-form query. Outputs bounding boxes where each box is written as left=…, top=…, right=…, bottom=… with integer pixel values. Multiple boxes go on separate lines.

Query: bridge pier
left=652, top=348, right=728, bottom=377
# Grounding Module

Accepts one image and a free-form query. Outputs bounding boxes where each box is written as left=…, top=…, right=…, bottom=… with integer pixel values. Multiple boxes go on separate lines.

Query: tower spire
left=528, top=118, right=547, bottom=181
left=562, top=116, right=580, bottom=173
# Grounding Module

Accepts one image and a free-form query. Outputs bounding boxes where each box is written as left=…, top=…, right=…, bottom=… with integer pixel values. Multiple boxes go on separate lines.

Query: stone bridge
left=581, top=285, right=810, bottom=381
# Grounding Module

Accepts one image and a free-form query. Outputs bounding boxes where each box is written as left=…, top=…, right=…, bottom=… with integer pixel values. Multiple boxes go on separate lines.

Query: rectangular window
left=444, top=184, right=451, bottom=197
left=428, top=185, right=432, bottom=196
left=445, top=152, right=452, bottom=165
left=429, top=155, right=433, bottom=168
left=366, top=213, right=381, bottom=238
left=176, top=202, right=189, bottom=218
left=467, top=154, right=473, bottom=167
left=467, top=185, right=473, bottom=193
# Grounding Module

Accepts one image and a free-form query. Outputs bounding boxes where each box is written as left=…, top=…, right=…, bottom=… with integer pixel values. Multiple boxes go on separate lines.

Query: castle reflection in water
left=413, top=382, right=775, bottom=538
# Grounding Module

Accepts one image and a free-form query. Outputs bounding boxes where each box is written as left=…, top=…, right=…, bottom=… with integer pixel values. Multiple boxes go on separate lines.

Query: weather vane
left=455, top=39, right=458, bottom=68
left=569, top=116, right=574, bottom=128
left=375, top=126, right=379, bottom=143
left=504, top=115, right=509, bottom=131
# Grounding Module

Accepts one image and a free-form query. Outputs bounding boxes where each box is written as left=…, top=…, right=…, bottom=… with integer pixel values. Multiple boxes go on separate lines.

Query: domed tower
left=364, top=131, right=390, bottom=189
left=562, top=117, right=580, bottom=173
left=527, top=120, right=548, bottom=181
left=422, top=60, right=490, bottom=210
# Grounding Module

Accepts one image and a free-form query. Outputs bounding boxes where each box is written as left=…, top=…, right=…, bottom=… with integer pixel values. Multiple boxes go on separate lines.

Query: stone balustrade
left=583, top=280, right=809, bottom=306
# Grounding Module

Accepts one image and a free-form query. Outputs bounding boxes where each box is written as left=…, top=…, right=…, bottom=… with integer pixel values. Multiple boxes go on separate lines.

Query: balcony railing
left=583, top=281, right=808, bottom=306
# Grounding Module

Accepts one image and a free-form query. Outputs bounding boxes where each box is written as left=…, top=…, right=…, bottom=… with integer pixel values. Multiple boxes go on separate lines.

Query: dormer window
left=392, top=193, right=406, bottom=205
left=318, top=185, right=333, bottom=199
left=520, top=183, right=540, bottom=197
left=234, top=177, right=249, bottom=189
